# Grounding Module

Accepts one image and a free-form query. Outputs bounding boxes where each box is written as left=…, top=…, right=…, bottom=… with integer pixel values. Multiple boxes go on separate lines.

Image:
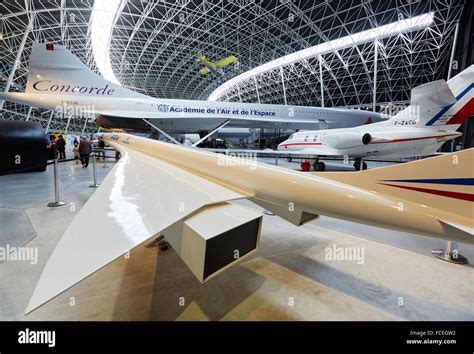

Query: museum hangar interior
left=0, top=0, right=473, bottom=321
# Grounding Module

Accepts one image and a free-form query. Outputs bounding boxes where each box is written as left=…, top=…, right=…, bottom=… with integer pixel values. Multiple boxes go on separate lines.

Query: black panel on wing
left=203, top=218, right=260, bottom=280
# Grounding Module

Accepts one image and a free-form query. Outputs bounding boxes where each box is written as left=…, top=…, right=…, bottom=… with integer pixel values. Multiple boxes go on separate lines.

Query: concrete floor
left=0, top=155, right=473, bottom=321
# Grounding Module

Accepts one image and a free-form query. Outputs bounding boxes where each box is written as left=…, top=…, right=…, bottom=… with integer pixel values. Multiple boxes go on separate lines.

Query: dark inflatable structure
left=0, top=120, right=48, bottom=174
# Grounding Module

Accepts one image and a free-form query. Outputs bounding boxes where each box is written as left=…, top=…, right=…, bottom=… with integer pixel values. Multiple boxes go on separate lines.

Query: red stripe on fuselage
left=446, top=97, right=474, bottom=125
left=379, top=183, right=474, bottom=202
left=281, top=133, right=458, bottom=148
left=370, top=133, right=460, bottom=144
left=279, top=142, right=322, bottom=148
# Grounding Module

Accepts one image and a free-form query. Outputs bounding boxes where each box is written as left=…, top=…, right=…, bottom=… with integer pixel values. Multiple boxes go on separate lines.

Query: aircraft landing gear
left=313, top=161, right=326, bottom=171
left=158, top=240, right=171, bottom=251
left=432, top=241, right=468, bottom=264
left=147, top=235, right=172, bottom=252
left=353, top=158, right=367, bottom=171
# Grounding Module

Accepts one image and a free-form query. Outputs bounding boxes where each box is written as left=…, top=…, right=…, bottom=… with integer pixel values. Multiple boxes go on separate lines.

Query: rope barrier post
left=102, top=149, right=109, bottom=169
left=90, top=153, right=100, bottom=188
left=47, top=158, right=66, bottom=207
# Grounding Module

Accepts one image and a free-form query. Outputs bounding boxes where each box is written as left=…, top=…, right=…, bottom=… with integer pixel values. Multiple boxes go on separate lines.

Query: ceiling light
left=208, top=12, right=434, bottom=101
left=90, top=0, right=122, bottom=85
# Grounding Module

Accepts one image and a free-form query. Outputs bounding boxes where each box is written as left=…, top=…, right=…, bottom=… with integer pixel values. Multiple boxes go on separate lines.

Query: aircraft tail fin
left=389, top=65, right=474, bottom=129
left=26, top=43, right=145, bottom=98
left=196, top=50, right=206, bottom=61
left=320, top=149, right=474, bottom=222
left=441, top=64, right=474, bottom=128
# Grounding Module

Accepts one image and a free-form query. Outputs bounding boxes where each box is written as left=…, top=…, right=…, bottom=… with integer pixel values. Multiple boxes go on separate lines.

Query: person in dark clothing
left=56, top=135, right=66, bottom=160
left=46, top=134, right=56, bottom=160
left=115, top=150, right=121, bottom=162
left=78, top=136, right=91, bottom=168
left=98, top=137, right=106, bottom=160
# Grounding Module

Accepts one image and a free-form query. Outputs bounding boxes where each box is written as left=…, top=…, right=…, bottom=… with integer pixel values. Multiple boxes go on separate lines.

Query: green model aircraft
left=197, top=50, right=238, bottom=75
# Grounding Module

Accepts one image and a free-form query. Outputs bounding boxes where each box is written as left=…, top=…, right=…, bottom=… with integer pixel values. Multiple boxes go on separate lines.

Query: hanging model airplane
left=25, top=131, right=473, bottom=313
left=276, top=66, right=474, bottom=171
left=0, top=43, right=386, bottom=136
left=196, top=50, right=238, bottom=75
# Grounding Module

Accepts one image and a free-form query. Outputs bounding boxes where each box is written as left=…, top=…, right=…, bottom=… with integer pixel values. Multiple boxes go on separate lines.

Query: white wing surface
left=26, top=146, right=248, bottom=313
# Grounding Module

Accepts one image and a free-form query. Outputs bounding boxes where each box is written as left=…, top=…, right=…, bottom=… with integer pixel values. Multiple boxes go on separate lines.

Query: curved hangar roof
left=0, top=0, right=465, bottom=133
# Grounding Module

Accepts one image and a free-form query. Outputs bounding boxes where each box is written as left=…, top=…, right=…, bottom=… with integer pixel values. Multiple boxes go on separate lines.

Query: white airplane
left=25, top=131, right=473, bottom=313
left=0, top=43, right=385, bottom=137
left=277, top=65, right=474, bottom=171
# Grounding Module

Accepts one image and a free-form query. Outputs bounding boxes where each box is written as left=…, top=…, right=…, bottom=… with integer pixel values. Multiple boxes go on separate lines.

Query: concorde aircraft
left=25, top=131, right=473, bottom=313
left=0, top=43, right=385, bottom=137
left=276, top=65, right=474, bottom=171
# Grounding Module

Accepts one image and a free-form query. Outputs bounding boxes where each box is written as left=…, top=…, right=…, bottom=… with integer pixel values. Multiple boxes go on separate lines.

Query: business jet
left=196, top=50, right=237, bottom=75
left=0, top=43, right=385, bottom=138
left=277, top=65, right=474, bottom=171
left=25, top=131, right=473, bottom=313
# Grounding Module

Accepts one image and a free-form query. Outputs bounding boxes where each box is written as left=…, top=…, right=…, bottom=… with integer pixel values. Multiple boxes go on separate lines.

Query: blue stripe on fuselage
left=382, top=178, right=474, bottom=186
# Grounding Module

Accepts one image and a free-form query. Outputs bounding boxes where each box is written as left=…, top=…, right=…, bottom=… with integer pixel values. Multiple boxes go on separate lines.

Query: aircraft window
left=313, top=136, right=317, bottom=142
left=304, top=135, right=309, bottom=142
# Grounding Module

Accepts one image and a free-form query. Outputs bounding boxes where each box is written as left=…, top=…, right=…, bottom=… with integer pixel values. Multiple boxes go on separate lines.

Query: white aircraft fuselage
left=278, top=65, right=474, bottom=162
left=0, top=43, right=385, bottom=133
left=3, top=91, right=383, bottom=133
left=278, top=123, right=461, bottom=159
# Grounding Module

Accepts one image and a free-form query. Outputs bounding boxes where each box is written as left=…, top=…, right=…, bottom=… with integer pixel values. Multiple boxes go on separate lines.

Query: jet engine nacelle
left=158, top=202, right=262, bottom=283
left=323, top=132, right=372, bottom=149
